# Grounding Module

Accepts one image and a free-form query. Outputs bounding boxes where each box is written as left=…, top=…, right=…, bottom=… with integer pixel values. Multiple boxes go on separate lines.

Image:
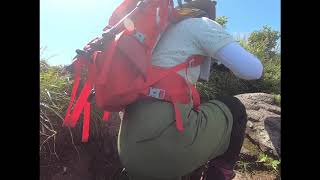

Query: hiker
left=117, top=0, right=263, bottom=180
left=64, top=0, right=263, bottom=179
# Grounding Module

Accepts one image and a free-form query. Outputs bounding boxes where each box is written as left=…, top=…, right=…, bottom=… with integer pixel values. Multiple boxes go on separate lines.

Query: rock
left=240, top=146, right=251, bottom=155
left=258, top=103, right=281, bottom=115
left=264, top=116, right=281, bottom=157
left=246, top=110, right=263, bottom=122
left=234, top=171, right=278, bottom=180
left=235, top=93, right=281, bottom=158
left=247, top=121, right=253, bottom=128
left=235, top=93, right=276, bottom=105
left=233, top=171, right=248, bottom=180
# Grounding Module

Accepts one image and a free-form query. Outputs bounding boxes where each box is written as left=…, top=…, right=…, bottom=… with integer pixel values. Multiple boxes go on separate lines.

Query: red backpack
left=63, top=0, right=208, bottom=142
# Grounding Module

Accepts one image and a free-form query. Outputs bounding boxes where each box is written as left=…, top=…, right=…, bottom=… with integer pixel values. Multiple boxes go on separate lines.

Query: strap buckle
left=148, top=87, right=166, bottom=99
left=134, top=31, right=145, bottom=43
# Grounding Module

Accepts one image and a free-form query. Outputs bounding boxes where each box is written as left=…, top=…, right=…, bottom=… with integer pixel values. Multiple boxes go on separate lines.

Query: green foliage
left=274, top=94, right=281, bottom=106
left=197, top=24, right=281, bottom=100
left=257, top=153, right=281, bottom=172
left=237, top=161, right=251, bottom=173
left=40, top=59, right=105, bottom=148
left=247, top=26, right=280, bottom=60
left=40, top=60, right=71, bottom=114
left=40, top=59, right=72, bottom=156
left=235, top=138, right=281, bottom=175
left=216, top=16, right=228, bottom=28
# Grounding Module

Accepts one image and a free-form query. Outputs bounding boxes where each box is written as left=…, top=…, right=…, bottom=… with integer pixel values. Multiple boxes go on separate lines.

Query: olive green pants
left=117, top=99, right=233, bottom=180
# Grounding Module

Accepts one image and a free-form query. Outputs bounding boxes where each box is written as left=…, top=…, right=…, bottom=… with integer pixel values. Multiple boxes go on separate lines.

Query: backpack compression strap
left=63, top=53, right=110, bottom=142
left=112, top=55, right=204, bottom=131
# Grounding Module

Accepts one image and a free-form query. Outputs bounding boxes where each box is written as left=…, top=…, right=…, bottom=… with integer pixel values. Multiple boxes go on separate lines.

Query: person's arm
left=213, top=42, right=263, bottom=80
left=192, top=18, right=263, bottom=80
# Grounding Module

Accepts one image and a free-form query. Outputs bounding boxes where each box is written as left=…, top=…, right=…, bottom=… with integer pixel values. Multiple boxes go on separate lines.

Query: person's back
left=117, top=1, right=263, bottom=180
left=152, top=17, right=262, bottom=83
left=152, top=17, right=235, bottom=84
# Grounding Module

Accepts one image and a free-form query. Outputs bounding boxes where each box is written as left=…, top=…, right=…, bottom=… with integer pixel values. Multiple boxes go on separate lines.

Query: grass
left=236, top=137, right=281, bottom=178
left=257, top=153, right=281, bottom=172
left=40, top=60, right=108, bottom=161
left=274, top=94, right=281, bottom=106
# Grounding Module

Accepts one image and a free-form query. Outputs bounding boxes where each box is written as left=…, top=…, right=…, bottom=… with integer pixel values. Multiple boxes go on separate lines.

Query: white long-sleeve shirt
left=151, top=17, right=263, bottom=84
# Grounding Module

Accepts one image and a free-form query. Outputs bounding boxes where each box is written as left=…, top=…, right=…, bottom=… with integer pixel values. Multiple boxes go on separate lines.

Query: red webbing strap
left=147, top=55, right=204, bottom=87
left=63, top=61, right=81, bottom=127
left=168, top=55, right=204, bottom=132
left=173, top=102, right=184, bottom=132
left=191, top=85, right=200, bottom=111
left=103, top=111, right=110, bottom=121
left=63, top=49, right=102, bottom=141
left=80, top=52, right=100, bottom=142
left=82, top=102, right=91, bottom=142
left=170, top=86, right=200, bottom=132
left=68, top=80, right=92, bottom=127
left=113, top=55, right=203, bottom=97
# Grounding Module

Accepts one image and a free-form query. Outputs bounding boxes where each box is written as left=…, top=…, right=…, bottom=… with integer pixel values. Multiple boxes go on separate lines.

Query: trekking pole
left=102, top=0, right=151, bottom=40
left=75, top=0, right=152, bottom=59
left=66, top=0, right=152, bottom=72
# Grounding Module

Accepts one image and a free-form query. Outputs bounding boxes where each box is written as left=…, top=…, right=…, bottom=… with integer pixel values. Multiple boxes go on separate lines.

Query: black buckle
left=87, top=88, right=96, bottom=103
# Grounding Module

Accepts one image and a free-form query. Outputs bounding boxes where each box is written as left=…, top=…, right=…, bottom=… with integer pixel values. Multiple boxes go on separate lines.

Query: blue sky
left=40, top=0, right=280, bottom=65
